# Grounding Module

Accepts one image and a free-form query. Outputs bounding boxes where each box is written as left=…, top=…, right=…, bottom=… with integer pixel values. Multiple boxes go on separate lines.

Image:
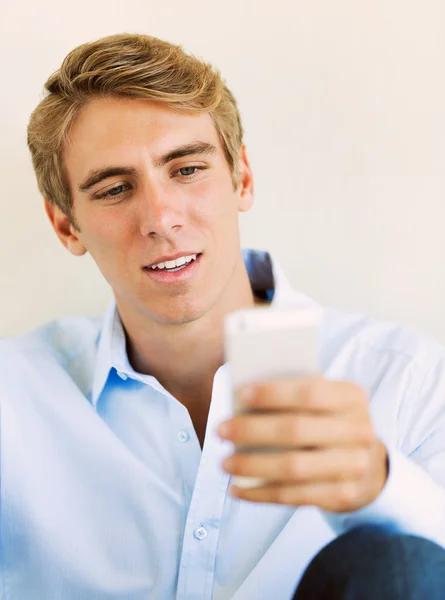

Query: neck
left=117, top=256, right=259, bottom=406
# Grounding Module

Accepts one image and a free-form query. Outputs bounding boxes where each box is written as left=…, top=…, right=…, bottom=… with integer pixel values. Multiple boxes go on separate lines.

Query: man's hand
left=217, top=378, right=388, bottom=512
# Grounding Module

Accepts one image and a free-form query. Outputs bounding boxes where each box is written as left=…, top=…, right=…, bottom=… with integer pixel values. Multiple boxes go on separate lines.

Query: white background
left=1, top=1, right=444, bottom=340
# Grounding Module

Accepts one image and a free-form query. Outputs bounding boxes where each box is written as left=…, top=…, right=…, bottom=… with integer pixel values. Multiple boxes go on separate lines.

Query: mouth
left=142, top=252, right=203, bottom=283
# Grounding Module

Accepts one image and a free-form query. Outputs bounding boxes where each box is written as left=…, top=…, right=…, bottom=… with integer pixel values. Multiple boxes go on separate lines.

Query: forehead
left=64, top=97, right=222, bottom=177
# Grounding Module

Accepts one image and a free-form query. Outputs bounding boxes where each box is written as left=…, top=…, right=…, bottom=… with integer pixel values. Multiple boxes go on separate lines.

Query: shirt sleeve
left=324, top=349, right=445, bottom=547
left=323, top=447, right=445, bottom=545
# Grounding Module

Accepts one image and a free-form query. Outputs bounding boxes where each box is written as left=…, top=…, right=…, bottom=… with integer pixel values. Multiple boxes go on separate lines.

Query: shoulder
left=320, top=305, right=445, bottom=374
left=319, top=306, right=445, bottom=449
left=0, top=315, right=103, bottom=361
left=319, top=304, right=445, bottom=400
left=0, top=316, right=103, bottom=395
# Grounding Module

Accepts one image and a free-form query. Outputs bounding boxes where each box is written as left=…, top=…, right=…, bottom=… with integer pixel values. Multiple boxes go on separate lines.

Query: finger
left=223, top=448, right=371, bottom=483
left=238, top=378, right=368, bottom=414
left=218, top=413, right=374, bottom=448
left=230, top=480, right=363, bottom=512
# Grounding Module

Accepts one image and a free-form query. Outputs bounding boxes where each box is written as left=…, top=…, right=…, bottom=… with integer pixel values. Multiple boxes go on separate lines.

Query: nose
left=139, top=180, right=184, bottom=238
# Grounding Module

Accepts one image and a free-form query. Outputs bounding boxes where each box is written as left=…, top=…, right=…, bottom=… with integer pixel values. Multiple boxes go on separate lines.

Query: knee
left=317, top=524, right=445, bottom=575
left=294, top=525, right=445, bottom=600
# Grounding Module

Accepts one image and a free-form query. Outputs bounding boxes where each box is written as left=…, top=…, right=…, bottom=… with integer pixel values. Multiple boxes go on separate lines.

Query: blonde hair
left=27, top=33, right=244, bottom=226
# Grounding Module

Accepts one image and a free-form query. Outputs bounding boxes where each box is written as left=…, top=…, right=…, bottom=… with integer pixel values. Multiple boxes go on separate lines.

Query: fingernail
left=222, top=457, right=234, bottom=471
left=229, top=485, right=242, bottom=497
left=238, top=386, right=255, bottom=405
left=217, top=422, right=231, bottom=438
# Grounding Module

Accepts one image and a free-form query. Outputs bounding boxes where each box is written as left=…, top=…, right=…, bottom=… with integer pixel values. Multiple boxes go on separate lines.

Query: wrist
left=366, top=439, right=389, bottom=505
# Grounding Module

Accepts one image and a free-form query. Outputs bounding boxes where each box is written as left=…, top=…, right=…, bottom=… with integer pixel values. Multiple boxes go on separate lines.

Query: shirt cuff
left=323, top=447, right=445, bottom=545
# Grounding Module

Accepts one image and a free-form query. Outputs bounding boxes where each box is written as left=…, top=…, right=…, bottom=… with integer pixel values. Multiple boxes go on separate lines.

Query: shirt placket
left=176, top=364, right=233, bottom=600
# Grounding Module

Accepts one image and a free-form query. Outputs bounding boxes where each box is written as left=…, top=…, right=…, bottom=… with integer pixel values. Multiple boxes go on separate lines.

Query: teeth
left=150, top=254, right=197, bottom=270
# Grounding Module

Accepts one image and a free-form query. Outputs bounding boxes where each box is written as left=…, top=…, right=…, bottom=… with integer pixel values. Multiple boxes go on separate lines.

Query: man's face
left=56, top=97, right=253, bottom=325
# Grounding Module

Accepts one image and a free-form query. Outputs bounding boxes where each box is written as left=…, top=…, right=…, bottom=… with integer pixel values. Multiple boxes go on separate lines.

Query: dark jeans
left=292, top=525, right=445, bottom=599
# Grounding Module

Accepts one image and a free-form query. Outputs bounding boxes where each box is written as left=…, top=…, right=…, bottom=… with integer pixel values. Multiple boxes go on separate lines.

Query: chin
left=147, top=302, right=206, bottom=327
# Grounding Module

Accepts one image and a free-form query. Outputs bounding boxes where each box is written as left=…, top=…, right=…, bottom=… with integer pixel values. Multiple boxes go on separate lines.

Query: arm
left=325, top=357, right=445, bottom=546
left=218, top=352, right=445, bottom=547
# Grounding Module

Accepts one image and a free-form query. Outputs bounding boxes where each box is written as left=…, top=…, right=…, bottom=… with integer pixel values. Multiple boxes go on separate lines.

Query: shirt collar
left=91, top=248, right=320, bottom=407
left=91, top=301, right=119, bottom=407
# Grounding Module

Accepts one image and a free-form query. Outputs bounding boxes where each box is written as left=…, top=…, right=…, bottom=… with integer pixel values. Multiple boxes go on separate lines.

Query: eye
left=95, top=183, right=132, bottom=200
left=179, top=166, right=198, bottom=177
left=108, top=184, right=127, bottom=196
left=173, top=165, right=207, bottom=180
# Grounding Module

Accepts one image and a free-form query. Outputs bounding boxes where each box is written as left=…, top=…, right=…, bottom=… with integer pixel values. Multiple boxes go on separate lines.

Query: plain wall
left=1, top=0, right=445, bottom=340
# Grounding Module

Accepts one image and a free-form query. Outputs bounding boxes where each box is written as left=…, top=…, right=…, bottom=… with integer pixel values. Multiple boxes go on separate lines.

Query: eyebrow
left=78, top=167, right=137, bottom=192
left=153, top=141, right=217, bottom=168
left=77, top=141, right=217, bottom=192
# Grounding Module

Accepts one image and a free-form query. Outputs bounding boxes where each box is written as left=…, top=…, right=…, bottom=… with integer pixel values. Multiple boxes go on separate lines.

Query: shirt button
left=193, top=526, right=208, bottom=540
left=177, top=430, right=190, bottom=443
left=116, top=371, right=128, bottom=381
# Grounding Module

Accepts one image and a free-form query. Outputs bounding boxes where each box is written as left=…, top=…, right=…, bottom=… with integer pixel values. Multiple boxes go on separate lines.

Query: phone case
left=224, top=306, right=321, bottom=488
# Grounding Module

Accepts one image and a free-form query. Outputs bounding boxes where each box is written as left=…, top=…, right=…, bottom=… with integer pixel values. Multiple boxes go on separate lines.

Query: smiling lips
left=143, top=252, right=202, bottom=282
left=149, top=253, right=198, bottom=271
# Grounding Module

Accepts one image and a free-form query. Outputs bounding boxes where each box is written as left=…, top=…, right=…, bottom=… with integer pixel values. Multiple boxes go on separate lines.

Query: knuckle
left=360, top=423, right=375, bottom=446
left=352, top=451, right=371, bottom=477
left=305, top=379, right=323, bottom=406
left=337, top=482, right=359, bottom=509
left=288, top=417, right=304, bottom=441
left=285, top=454, right=304, bottom=480
left=274, top=486, right=293, bottom=505
left=237, top=417, right=257, bottom=442
left=253, top=385, right=267, bottom=406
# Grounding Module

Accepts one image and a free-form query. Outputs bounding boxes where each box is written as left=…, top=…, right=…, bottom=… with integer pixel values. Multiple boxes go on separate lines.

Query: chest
left=181, top=400, right=210, bottom=447
left=0, top=374, right=336, bottom=600
left=0, top=346, right=408, bottom=600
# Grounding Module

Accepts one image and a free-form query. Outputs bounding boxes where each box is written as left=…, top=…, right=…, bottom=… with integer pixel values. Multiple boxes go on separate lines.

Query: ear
left=236, top=144, right=254, bottom=213
left=44, top=198, right=87, bottom=256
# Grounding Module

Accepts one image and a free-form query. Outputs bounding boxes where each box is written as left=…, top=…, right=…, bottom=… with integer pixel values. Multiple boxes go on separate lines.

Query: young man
left=2, top=33, right=445, bottom=599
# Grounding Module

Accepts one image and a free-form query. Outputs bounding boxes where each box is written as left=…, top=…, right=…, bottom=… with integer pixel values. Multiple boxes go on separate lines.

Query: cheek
left=77, top=208, right=136, bottom=259
left=189, top=178, right=240, bottom=223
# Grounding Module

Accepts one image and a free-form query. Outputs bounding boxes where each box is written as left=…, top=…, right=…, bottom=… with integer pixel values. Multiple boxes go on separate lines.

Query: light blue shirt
left=2, top=249, right=445, bottom=600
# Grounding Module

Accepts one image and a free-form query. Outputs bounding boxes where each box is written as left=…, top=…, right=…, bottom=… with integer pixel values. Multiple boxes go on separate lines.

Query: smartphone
left=224, top=305, right=321, bottom=488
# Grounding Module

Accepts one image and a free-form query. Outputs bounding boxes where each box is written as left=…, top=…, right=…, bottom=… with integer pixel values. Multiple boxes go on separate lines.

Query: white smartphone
left=224, top=306, right=321, bottom=488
